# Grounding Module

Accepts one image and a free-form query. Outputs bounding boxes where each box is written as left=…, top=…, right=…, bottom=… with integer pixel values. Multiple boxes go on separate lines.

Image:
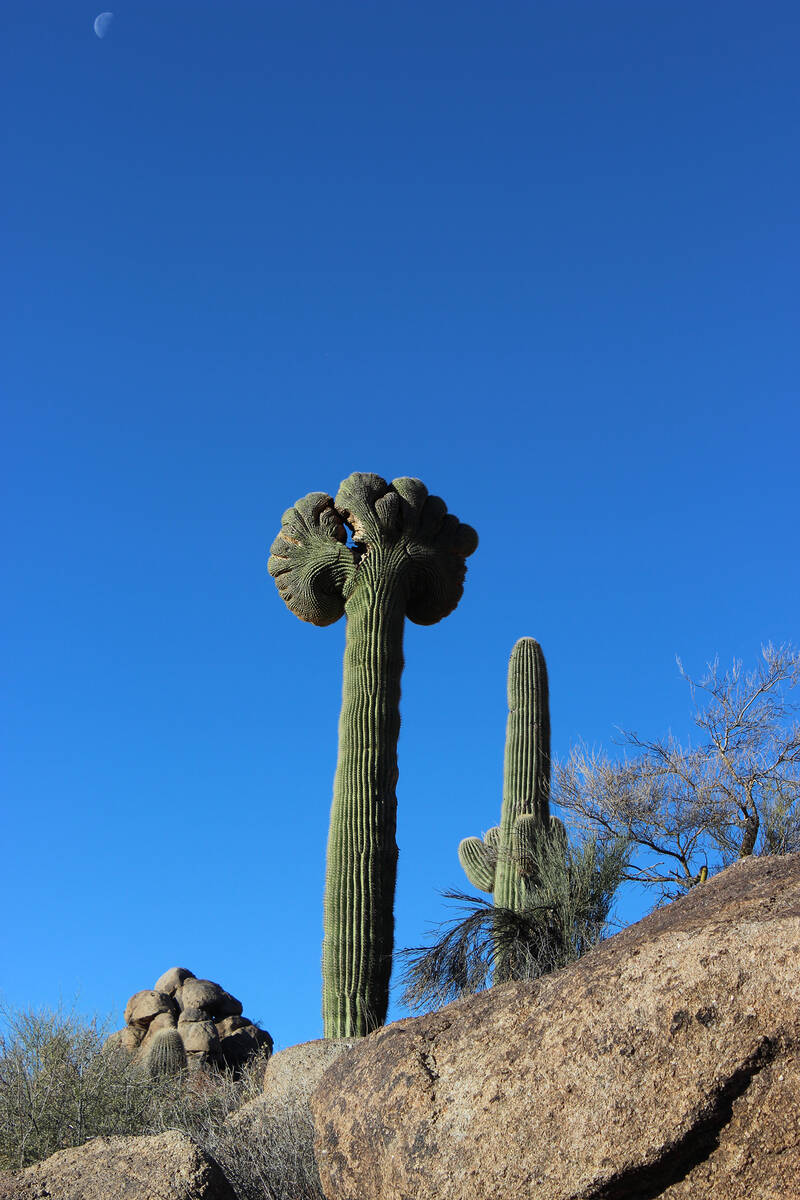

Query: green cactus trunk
left=492, top=638, right=552, bottom=981
left=322, top=551, right=406, bottom=1038
left=458, top=638, right=559, bottom=983
left=494, top=638, right=552, bottom=911
left=269, top=473, right=477, bottom=1040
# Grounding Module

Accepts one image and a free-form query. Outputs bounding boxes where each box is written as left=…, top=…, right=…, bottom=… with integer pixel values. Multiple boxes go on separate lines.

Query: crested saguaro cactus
left=458, top=638, right=564, bottom=978
left=269, top=472, right=478, bottom=1037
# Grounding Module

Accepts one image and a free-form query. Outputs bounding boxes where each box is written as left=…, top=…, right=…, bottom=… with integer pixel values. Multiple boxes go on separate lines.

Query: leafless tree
left=553, top=643, right=800, bottom=902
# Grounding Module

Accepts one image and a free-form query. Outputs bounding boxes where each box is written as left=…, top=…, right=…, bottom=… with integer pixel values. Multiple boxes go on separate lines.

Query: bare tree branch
left=553, top=643, right=800, bottom=903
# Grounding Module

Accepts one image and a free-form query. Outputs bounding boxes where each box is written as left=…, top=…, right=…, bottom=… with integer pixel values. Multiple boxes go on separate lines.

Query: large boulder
left=103, top=1025, right=144, bottom=1056
left=311, top=853, right=800, bottom=1200
left=224, top=1040, right=356, bottom=1200
left=229, top=1038, right=356, bottom=1135
left=179, top=1015, right=222, bottom=1067
left=154, top=966, right=195, bottom=996
left=124, top=989, right=177, bottom=1029
left=0, top=1131, right=236, bottom=1200
left=181, top=978, right=243, bottom=1020
left=216, top=1015, right=273, bottom=1069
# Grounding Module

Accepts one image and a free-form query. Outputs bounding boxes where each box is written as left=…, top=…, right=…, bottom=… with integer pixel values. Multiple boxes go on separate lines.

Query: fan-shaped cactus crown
left=268, top=471, right=478, bottom=627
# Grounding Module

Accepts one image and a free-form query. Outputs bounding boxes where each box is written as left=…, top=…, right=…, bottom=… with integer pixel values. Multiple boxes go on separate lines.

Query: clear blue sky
left=2, top=1, right=798, bottom=1049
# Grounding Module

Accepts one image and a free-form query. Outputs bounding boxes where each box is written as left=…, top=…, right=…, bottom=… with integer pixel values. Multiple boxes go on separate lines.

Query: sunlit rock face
left=311, top=853, right=800, bottom=1200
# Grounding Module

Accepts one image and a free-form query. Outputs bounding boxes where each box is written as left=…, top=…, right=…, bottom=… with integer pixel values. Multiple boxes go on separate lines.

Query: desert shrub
left=399, top=831, right=629, bottom=1012
left=0, top=1004, right=323, bottom=1199
left=0, top=1004, right=147, bottom=1168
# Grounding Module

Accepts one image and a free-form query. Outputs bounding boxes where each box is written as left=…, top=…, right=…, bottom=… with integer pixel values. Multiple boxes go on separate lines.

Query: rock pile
left=105, top=967, right=272, bottom=1073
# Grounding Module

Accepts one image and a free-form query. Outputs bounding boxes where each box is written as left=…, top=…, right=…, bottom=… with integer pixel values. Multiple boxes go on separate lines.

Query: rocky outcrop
left=228, top=1038, right=356, bottom=1136
left=105, top=967, right=272, bottom=1073
left=0, top=1131, right=236, bottom=1200
left=223, top=1040, right=355, bottom=1200
left=311, top=853, right=800, bottom=1200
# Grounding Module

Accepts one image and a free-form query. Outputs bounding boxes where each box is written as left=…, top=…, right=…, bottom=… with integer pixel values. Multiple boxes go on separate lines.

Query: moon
left=93, top=12, right=114, bottom=39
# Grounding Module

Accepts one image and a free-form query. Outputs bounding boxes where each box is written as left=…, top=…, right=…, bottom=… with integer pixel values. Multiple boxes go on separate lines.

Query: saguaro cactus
left=269, top=472, right=477, bottom=1037
left=458, top=638, right=563, bottom=977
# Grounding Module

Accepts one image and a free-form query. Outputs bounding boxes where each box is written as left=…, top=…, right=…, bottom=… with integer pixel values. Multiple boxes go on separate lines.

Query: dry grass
left=0, top=1004, right=323, bottom=1199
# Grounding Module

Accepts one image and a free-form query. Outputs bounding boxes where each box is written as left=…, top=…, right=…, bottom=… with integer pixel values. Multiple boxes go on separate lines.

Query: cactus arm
left=484, top=825, right=501, bottom=852
left=512, top=813, right=541, bottom=883
left=549, top=813, right=567, bottom=851
left=458, top=836, right=497, bottom=893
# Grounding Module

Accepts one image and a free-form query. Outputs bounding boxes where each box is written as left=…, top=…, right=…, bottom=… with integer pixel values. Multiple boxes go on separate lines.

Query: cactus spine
left=269, top=473, right=477, bottom=1038
left=458, top=638, right=562, bottom=978
left=146, top=1028, right=187, bottom=1077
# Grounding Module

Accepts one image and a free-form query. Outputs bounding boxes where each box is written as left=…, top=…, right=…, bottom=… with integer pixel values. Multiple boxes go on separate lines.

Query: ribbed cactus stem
left=458, top=833, right=497, bottom=893
left=146, top=1028, right=187, bottom=1077
left=269, top=473, right=477, bottom=1039
left=323, top=560, right=406, bottom=1038
left=493, top=637, right=552, bottom=913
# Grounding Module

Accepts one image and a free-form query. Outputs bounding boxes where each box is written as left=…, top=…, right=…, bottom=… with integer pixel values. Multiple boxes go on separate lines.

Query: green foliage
left=269, top=472, right=477, bottom=1038
left=0, top=1003, right=321, bottom=1199
left=401, top=832, right=629, bottom=1012
left=0, top=1004, right=132, bottom=1170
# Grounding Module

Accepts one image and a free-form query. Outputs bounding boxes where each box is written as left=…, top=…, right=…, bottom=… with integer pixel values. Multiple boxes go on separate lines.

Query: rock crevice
left=310, top=854, right=800, bottom=1200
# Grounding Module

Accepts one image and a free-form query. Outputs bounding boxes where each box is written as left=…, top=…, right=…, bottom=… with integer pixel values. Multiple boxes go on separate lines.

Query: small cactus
left=146, top=1027, right=188, bottom=1077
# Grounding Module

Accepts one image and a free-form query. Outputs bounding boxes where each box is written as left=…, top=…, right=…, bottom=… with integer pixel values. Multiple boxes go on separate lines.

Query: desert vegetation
left=5, top=459, right=797, bottom=1197
left=0, top=1004, right=322, bottom=1199
left=400, top=829, right=629, bottom=1010
left=554, top=642, right=800, bottom=900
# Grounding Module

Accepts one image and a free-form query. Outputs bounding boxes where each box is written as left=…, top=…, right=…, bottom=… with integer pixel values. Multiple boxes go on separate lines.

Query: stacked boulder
left=106, top=967, right=273, bottom=1074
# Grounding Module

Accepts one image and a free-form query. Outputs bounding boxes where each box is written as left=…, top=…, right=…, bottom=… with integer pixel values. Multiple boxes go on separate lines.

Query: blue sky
left=2, top=1, right=798, bottom=1049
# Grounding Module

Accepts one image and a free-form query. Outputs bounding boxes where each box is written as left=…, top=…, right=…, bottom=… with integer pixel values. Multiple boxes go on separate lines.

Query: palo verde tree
left=268, top=472, right=478, bottom=1037
left=554, top=643, right=800, bottom=902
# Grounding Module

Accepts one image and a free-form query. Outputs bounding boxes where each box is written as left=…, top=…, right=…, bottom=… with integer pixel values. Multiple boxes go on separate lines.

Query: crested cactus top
left=268, top=472, right=478, bottom=627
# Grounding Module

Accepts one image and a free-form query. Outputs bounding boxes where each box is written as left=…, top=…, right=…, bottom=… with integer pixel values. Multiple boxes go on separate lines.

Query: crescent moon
left=93, top=12, right=114, bottom=39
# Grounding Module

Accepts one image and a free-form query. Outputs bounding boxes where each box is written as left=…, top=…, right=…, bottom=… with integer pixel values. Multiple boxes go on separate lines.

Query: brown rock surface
left=181, top=978, right=243, bottom=1019
left=179, top=1017, right=221, bottom=1055
left=216, top=1016, right=273, bottom=1068
left=140, top=1009, right=179, bottom=1052
left=311, top=853, right=800, bottom=1200
left=229, top=1038, right=355, bottom=1135
left=154, top=966, right=195, bottom=996
left=0, top=1131, right=236, bottom=1200
left=103, top=1025, right=145, bottom=1055
left=124, top=990, right=176, bottom=1030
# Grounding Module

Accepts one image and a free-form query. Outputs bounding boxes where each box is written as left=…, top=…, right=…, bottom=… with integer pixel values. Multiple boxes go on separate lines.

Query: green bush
left=0, top=1003, right=322, bottom=1200
left=400, top=831, right=629, bottom=1012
